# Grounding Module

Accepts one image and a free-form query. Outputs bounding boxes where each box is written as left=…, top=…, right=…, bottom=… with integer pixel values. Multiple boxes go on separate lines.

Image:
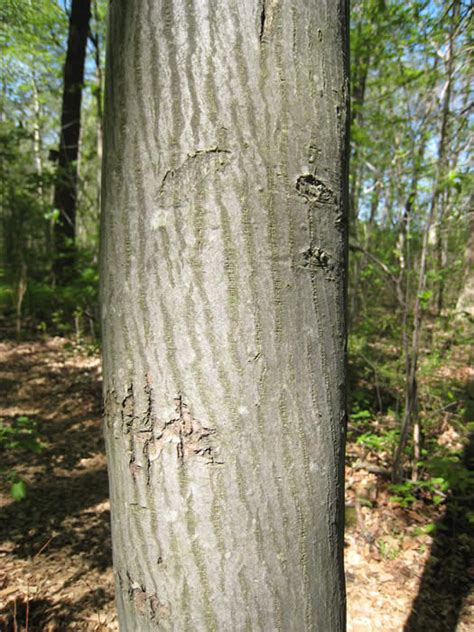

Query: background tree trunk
left=101, top=1, right=349, bottom=630
left=53, top=0, right=91, bottom=282
left=90, top=0, right=104, bottom=216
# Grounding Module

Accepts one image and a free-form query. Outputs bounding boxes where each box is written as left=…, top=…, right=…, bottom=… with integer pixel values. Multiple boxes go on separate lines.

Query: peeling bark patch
left=144, top=377, right=153, bottom=426
left=121, top=385, right=135, bottom=431
left=129, top=583, right=169, bottom=621
left=113, top=383, right=219, bottom=481
left=260, top=0, right=280, bottom=43
left=129, top=460, right=143, bottom=478
left=145, top=396, right=218, bottom=465
left=296, top=174, right=335, bottom=205
left=120, top=379, right=157, bottom=435
left=174, top=395, right=217, bottom=462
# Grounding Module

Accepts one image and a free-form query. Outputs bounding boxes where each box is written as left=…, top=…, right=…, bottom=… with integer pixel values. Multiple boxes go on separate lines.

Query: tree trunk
left=31, top=70, right=45, bottom=210
left=91, top=0, right=104, bottom=215
left=433, top=0, right=459, bottom=316
left=392, top=30, right=454, bottom=481
left=53, top=0, right=91, bottom=282
left=101, top=2, right=349, bottom=630
left=456, top=203, right=474, bottom=318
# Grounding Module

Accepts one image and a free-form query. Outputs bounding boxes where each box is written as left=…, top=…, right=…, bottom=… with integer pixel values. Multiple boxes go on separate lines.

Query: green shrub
left=0, top=415, right=44, bottom=500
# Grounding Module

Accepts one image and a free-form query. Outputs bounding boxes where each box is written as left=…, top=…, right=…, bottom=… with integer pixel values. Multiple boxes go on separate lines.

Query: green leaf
left=414, top=522, right=436, bottom=535
left=418, top=290, right=432, bottom=301
left=10, top=480, right=26, bottom=501
left=351, top=409, right=371, bottom=420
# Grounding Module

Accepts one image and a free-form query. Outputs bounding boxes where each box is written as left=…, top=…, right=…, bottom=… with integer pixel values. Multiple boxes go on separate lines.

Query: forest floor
left=0, top=337, right=472, bottom=631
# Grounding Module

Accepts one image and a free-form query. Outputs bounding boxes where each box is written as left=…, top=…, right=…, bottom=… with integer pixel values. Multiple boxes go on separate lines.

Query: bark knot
left=296, top=174, right=335, bottom=205
left=301, top=245, right=331, bottom=270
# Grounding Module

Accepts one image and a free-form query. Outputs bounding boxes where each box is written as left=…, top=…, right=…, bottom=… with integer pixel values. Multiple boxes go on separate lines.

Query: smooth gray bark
left=101, top=1, right=349, bottom=630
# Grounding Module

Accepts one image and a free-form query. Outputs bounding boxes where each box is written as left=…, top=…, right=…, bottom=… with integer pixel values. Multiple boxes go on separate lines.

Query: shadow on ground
left=0, top=341, right=112, bottom=573
left=404, top=376, right=474, bottom=631
left=0, top=467, right=111, bottom=571
left=1, top=588, right=112, bottom=630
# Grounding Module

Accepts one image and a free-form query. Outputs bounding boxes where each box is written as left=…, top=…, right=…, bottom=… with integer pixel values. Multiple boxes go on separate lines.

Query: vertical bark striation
left=101, top=1, right=348, bottom=630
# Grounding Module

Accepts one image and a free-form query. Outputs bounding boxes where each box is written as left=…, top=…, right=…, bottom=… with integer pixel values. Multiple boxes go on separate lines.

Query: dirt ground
left=0, top=339, right=472, bottom=630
